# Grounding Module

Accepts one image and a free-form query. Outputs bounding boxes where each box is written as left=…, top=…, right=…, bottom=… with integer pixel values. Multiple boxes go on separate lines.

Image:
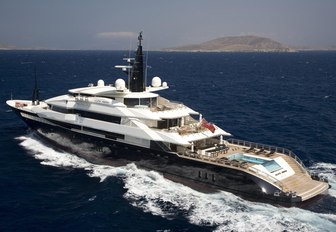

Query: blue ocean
left=0, top=50, right=336, bottom=231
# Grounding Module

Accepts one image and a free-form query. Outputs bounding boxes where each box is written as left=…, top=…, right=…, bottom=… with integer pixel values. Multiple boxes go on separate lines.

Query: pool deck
left=180, top=140, right=329, bottom=202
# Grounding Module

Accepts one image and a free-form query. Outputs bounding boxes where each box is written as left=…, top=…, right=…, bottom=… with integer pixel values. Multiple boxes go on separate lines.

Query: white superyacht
left=7, top=33, right=329, bottom=206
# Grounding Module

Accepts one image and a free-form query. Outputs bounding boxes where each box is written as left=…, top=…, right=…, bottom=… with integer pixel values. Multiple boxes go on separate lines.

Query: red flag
left=201, top=118, right=216, bottom=133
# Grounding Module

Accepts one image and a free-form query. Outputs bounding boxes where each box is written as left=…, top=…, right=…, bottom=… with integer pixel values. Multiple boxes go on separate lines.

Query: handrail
left=227, top=138, right=309, bottom=175
left=248, top=166, right=285, bottom=190
left=178, top=137, right=312, bottom=193
left=180, top=150, right=285, bottom=191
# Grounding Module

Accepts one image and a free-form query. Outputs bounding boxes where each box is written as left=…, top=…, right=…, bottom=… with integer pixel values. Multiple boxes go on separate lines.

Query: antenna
left=20, top=61, right=40, bottom=105
left=32, top=64, right=40, bottom=105
left=127, top=37, right=133, bottom=89
left=145, top=46, right=149, bottom=90
left=138, top=31, right=143, bottom=46
left=115, top=32, right=145, bottom=92
left=129, top=31, right=145, bottom=92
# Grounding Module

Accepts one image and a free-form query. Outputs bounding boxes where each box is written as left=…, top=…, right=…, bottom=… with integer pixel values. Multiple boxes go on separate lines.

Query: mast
left=129, top=32, right=145, bottom=92
left=32, top=65, right=40, bottom=105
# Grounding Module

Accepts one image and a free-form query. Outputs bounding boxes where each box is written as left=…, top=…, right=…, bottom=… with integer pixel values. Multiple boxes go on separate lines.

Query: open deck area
left=178, top=138, right=329, bottom=201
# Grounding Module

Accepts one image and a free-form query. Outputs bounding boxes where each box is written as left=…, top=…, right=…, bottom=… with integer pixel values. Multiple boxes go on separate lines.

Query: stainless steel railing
left=179, top=149, right=286, bottom=191
left=227, top=138, right=309, bottom=175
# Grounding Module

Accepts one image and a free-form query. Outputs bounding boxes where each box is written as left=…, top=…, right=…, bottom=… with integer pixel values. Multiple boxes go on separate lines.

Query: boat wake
left=16, top=134, right=336, bottom=231
left=309, top=162, right=336, bottom=199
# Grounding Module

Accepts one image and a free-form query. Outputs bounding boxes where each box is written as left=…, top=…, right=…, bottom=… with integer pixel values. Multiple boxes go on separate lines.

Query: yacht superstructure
left=6, top=33, right=329, bottom=205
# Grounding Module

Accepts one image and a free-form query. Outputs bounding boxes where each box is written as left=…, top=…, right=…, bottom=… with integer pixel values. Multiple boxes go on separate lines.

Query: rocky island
left=166, top=35, right=293, bottom=52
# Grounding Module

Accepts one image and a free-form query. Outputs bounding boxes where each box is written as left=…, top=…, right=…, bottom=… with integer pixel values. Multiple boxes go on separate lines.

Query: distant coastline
left=2, top=48, right=336, bottom=52
left=1, top=36, right=336, bottom=52
left=164, top=35, right=293, bottom=52
left=163, top=35, right=336, bottom=53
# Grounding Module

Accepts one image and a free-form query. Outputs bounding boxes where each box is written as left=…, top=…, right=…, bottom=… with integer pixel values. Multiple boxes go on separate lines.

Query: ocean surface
left=0, top=50, right=336, bottom=231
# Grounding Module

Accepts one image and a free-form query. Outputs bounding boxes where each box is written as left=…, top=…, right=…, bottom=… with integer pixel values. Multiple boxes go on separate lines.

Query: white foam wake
left=16, top=135, right=127, bottom=182
left=309, top=162, right=336, bottom=198
left=17, top=135, right=336, bottom=231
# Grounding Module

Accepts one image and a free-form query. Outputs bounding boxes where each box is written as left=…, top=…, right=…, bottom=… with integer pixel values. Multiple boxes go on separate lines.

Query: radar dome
left=115, top=78, right=126, bottom=90
left=162, top=82, right=168, bottom=87
left=97, top=79, right=105, bottom=87
left=151, top=76, right=162, bottom=87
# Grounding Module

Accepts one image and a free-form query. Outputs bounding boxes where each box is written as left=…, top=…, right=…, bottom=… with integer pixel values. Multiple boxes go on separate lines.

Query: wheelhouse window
left=50, top=105, right=121, bottom=124
left=158, top=118, right=181, bottom=129
left=68, top=92, right=77, bottom=97
left=75, top=109, right=121, bottom=124
left=124, top=98, right=139, bottom=107
left=140, top=98, right=150, bottom=106
left=124, top=97, right=158, bottom=108
left=51, top=105, right=72, bottom=114
left=151, top=97, right=157, bottom=107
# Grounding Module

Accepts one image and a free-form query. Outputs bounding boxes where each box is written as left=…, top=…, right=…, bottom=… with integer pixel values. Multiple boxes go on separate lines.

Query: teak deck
left=179, top=142, right=329, bottom=201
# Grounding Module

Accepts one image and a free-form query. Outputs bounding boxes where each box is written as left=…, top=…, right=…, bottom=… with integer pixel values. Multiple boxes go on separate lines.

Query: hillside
left=167, top=35, right=292, bottom=52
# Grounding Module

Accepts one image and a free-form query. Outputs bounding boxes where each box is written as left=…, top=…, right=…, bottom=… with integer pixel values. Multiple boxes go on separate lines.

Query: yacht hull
left=12, top=107, right=312, bottom=206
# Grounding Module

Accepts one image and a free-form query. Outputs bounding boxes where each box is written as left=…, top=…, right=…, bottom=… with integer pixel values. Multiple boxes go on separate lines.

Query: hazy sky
left=1, top=0, right=335, bottom=50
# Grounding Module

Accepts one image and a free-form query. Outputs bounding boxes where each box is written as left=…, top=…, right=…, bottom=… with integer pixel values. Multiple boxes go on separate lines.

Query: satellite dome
left=115, top=78, right=126, bottom=90
left=97, top=79, right=105, bottom=87
left=162, top=82, right=168, bottom=87
left=151, top=76, right=162, bottom=87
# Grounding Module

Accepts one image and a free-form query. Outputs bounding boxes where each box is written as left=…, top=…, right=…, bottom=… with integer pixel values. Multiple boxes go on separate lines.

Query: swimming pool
left=262, top=160, right=282, bottom=173
left=229, top=153, right=282, bottom=173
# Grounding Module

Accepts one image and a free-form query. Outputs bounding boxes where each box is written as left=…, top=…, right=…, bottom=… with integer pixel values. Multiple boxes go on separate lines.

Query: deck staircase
left=280, top=155, right=329, bottom=201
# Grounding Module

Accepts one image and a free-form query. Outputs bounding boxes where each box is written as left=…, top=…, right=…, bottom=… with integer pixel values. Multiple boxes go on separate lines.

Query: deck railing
left=178, top=138, right=311, bottom=193
left=248, top=166, right=285, bottom=191
left=227, top=138, right=309, bottom=175
left=180, top=150, right=286, bottom=191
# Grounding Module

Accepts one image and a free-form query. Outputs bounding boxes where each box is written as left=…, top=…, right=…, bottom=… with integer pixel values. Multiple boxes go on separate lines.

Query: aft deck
left=178, top=138, right=329, bottom=201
